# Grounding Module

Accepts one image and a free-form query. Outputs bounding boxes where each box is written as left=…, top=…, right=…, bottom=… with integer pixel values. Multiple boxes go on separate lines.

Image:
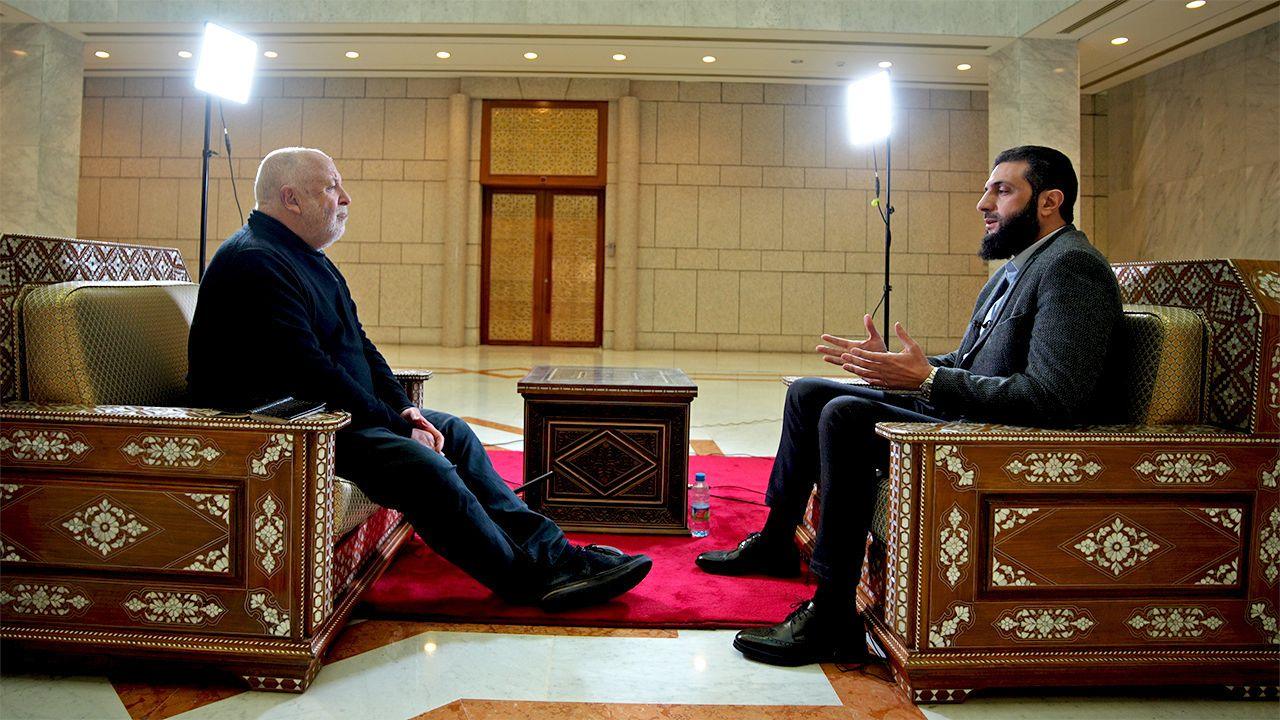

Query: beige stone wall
left=77, top=75, right=1106, bottom=353
left=1104, top=24, right=1278, bottom=262
left=632, top=81, right=993, bottom=354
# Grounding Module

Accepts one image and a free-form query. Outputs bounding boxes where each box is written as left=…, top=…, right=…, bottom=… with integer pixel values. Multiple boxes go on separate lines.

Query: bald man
left=188, top=147, right=652, bottom=610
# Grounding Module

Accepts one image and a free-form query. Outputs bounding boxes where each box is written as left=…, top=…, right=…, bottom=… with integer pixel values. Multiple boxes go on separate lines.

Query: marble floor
left=2, top=346, right=1275, bottom=720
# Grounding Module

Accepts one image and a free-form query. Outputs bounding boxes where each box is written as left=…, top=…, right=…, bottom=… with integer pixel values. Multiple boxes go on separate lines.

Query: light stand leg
left=198, top=94, right=212, bottom=280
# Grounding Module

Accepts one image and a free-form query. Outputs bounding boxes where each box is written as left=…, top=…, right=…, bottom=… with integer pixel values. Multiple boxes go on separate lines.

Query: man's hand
left=816, top=314, right=887, bottom=368
left=840, top=322, right=934, bottom=389
left=401, top=406, right=445, bottom=453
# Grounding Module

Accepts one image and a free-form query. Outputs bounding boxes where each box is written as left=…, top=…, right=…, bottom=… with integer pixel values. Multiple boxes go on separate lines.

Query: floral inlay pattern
left=1133, top=452, right=1232, bottom=485
left=1004, top=451, right=1103, bottom=484
left=994, top=606, right=1095, bottom=642
left=250, top=434, right=293, bottom=477
left=887, top=443, right=915, bottom=636
left=1, top=483, right=20, bottom=502
left=253, top=493, right=286, bottom=576
left=928, top=603, right=973, bottom=648
left=1125, top=605, right=1225, bottom=639
left=1263, top=453, right=1280, bottom=489
left=1258, top=507, right=1280, bottom=585
left=1256, top=269, right=1280, bottom=302
left=1066, top=515, right=1167, bottom=578
left=57, top=496, right=157, bottom=558
left=993, top=507, right=1040, bottom=535
left=1, top=542, right=27, bottom=562
left=247, top=590, right=291, bottom=637
left=935, top=445, right=976, bottom=488
left=1247, top=600, right=1279, bottom=645
left=0, top=429, right=90, bottom=463
left=184, top=493, right=231, bottom=525
left=992, top=558, right=1037, bottom=587
left=122, top=590, right=226, bottom=626
left=1198, top=507, right=1243, bottom=536
left=937, top=505, right=970, bottom=588
left=1195, top=559, right=1239, bottom=586
left=183, top=544, right=230, bottom=574
left=0, top=583, right=91, bottom=616
left=311, top=432, right=336, bottom=629
left=120, top=435, right=221, bottom=469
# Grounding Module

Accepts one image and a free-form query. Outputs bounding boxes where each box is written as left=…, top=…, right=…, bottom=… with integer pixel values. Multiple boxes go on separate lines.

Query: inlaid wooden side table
left=517, top=366, right=697, bottom=534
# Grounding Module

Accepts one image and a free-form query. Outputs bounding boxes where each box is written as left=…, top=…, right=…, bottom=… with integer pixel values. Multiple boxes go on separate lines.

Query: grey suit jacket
left=927, top=226, right=1124, bottom=427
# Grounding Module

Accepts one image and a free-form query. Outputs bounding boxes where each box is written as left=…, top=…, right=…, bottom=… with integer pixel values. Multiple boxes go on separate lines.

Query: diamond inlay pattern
left=555, top=429, right=658, bottom=498
left=1064, top=514, right=1169, bottom=578
left=54, top=495, right=158, bottom=558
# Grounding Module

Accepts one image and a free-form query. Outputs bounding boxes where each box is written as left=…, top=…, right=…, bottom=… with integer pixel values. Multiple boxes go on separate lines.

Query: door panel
left=485, top=192, right=538, bottom=343
left=547, top=193, right=601, bottom=345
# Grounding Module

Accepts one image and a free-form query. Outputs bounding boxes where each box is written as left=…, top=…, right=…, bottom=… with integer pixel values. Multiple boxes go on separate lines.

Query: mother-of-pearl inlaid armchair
left=794, top=258, right=1280, bottom=704
left=0, top=234, right=429, bottom=692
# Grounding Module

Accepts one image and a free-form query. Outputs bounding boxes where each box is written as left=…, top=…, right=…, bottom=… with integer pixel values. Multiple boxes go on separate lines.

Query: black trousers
left=765, top=378, right=944, bottom=592
left=334, top=409, right=568, bottom=598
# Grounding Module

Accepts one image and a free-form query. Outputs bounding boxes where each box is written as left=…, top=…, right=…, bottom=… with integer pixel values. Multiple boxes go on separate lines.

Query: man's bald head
left=253, top=147, right=350, bottom=250
left=254, top=147, right=330, bottom=210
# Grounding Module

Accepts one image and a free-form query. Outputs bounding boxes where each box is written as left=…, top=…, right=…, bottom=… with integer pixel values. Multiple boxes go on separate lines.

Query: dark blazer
left=927, top=225, right=1124, bottom=426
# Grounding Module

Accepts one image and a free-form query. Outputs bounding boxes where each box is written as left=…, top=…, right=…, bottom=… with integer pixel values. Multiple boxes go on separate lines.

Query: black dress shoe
left=538, top=544, right=653, bottom=611
left=733, top=600, right=872, bottom=666
left=695, top=531, right=800, bottom=577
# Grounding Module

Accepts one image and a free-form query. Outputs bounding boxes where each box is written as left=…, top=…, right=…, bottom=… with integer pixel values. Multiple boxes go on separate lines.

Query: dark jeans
left=765, top=378, right=944, bottom=592
left=335, top=409, right=568, bottom=598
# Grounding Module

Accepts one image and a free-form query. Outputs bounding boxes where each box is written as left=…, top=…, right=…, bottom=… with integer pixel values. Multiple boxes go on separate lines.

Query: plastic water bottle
left=689, top=472, right=711, bottom=537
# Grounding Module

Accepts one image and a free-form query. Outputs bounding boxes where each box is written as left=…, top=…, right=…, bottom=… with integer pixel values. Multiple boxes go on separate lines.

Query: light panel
left=845, top=70, right=892, bottom=145
left=194, top=23, right=257, bottom=103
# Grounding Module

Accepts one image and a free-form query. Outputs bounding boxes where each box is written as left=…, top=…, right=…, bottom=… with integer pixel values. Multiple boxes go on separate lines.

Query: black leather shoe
left=733, top=600, right=872, bottom=666
left=695, top=531, right=800, bottom=577
left=538, top=544, right=653, bottom=611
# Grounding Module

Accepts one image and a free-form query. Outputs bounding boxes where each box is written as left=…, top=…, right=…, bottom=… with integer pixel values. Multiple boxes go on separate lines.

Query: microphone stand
left=198, top=94, right=213, bottom=281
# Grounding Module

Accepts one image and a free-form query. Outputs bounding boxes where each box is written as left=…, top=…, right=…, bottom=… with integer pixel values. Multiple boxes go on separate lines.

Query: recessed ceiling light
left=94, top=50, right=110, bottom=58
left=702, top=55, right=716, bottom=63
left=177, top=50, right=193, bottom=59
left=612, top=53, right=627, bottom=61
left=956, top=63, right=972, bottom=71
left=878, top=60, right=893, bottom=68
left=1110, top=37, right=1129, bottom=45
left=524, top=51, right=538, bottom=60
left=1185, top=0, right=1206, bottom=7
left=436, top=50, right=451, bottom=59
left=345, top=50, right=360, bottom=59
left=12, top=49, right=28, bottom=57
left=263, top=50, right=278, bottom=58
left=790, top=58, right=804, bottom=64
left=1053, top=67, right=1067, bottom=74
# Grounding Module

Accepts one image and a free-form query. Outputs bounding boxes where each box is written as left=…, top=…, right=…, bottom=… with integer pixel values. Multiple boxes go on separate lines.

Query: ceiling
left=3, top=0, right=1277, bottom=93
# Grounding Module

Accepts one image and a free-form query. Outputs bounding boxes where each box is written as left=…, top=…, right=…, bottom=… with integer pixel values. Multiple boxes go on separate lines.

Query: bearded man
left=697, top=145, right=1124, bottom=666
left=188, top=147, right=652, bottom=611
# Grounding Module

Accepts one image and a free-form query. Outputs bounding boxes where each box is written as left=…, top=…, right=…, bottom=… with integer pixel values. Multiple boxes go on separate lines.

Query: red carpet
left=361, top=452, right=815, bottom=628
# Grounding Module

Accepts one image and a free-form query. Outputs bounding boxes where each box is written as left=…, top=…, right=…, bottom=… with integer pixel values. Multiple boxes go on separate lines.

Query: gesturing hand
left=816, top=313, right=887, bottom=368
left=401, top=406, right=445, bottom=453
left=839, top=322, right=934, bottom=390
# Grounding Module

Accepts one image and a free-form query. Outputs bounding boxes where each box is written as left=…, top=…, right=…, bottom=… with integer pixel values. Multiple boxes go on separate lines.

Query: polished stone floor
left=1, top=346, right=1274, bottom=720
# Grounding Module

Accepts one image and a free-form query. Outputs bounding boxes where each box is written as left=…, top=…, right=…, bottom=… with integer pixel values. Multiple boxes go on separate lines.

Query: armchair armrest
left=874, top=420, right=1263, bottom=444
left=392, top=368, right=433, bottom=408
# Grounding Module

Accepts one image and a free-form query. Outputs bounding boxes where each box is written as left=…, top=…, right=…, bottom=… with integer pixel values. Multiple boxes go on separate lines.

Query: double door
left=481, top=189, right=603, bottom=346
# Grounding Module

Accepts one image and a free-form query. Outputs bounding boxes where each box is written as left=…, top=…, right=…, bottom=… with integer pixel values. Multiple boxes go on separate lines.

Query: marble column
left=0, top=23, right=84, bottom=237
left=613, top=96, right=640, bottom=351
left=988, top=39, right=1081, bottom=172
left=441, top=92, right=470, bottom=347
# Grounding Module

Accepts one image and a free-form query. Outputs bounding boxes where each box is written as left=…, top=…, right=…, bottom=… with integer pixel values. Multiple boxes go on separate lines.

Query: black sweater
left=187, top=211, right=414, bottom=436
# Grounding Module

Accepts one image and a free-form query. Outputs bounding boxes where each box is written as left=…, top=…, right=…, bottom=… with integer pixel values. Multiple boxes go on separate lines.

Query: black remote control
left=249, top=397, right=326, bottom=420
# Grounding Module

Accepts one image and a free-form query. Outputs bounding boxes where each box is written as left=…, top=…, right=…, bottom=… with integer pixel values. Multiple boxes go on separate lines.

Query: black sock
left=760, top=510, right=796, bottom=545
left=813, top=583, right=857, bottom=615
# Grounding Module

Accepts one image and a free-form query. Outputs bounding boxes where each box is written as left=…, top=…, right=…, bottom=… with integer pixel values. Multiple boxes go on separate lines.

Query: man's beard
left=978, top=199, right=1040, bottom=260
left=305, top=212, right=346, bottom=250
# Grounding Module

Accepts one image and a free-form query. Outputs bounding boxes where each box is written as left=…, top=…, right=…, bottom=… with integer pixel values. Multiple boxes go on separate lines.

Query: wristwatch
left=919, top=366, right=939, bottom=400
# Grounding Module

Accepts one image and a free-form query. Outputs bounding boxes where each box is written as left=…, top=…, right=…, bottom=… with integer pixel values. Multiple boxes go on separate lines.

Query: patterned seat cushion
left=333, top=477, right=382, bottom=542
left=21, top=281, right=198, bottom=405
left=1121, top=304, right=1204, bottom=424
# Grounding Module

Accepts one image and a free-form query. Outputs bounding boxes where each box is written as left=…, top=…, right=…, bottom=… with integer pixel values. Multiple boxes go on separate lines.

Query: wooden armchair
left=797, top=258, right=1280, bottom=703
left=0, top=234, right=429, bottom=692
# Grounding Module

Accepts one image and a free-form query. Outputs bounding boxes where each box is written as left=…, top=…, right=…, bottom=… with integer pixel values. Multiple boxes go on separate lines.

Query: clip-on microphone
left=513, top=470, right=553, bottom=496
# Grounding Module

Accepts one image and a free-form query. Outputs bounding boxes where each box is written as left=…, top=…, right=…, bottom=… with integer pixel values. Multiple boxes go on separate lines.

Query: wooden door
left=481, top=189, right=603, bottom=346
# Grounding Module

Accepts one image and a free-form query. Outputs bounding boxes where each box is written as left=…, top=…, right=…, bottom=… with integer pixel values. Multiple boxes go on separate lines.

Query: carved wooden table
left=518, top=366, right=697, bottom=534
